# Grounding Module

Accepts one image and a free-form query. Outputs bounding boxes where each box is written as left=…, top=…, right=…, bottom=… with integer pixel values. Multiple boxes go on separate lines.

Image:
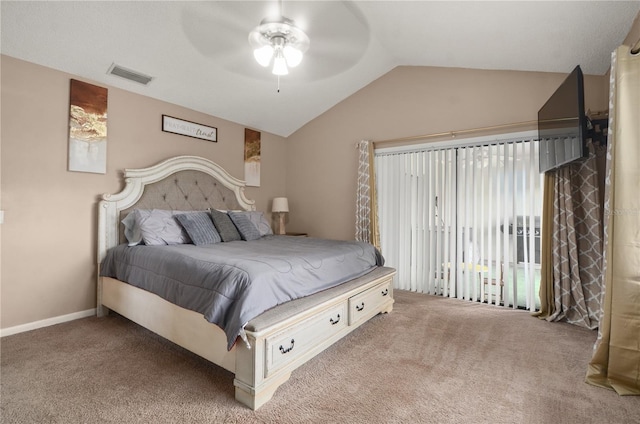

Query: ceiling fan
left=248, top=0, right=310, bottom=76
left=179, top=1, right=369, bottom=84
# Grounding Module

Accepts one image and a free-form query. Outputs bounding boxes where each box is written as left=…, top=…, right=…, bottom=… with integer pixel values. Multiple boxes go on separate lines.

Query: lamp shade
left=272, top=197, right=289, bottom=213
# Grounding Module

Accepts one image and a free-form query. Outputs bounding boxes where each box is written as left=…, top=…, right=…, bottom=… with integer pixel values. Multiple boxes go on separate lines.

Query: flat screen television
left=538, top=65, right=588, bottom=173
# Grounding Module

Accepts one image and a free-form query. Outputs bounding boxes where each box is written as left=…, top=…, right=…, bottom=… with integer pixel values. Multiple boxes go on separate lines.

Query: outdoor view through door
left=376, top=137, right=543, bottom=311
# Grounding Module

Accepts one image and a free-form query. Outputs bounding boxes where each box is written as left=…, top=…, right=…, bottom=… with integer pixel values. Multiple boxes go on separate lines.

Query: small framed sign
left=162, top=115, right=217, bottom=142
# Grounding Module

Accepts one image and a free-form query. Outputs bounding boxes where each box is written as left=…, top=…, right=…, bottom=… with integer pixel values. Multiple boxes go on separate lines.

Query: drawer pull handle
left=381, top=288, right=389, bottom=296
left=279, top=339, right=295, bottom=354
left=330, top=314, right=341, bottom=325
left=356, top=302, right=365, bottom=312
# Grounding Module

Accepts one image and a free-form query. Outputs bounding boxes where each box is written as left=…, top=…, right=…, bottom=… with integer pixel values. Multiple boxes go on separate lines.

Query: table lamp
left=272, top=197, right=289, bottom=235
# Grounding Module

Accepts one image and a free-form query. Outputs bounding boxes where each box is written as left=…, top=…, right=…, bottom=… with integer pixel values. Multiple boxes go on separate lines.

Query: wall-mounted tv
left=538, top=65, right=588, bottom=173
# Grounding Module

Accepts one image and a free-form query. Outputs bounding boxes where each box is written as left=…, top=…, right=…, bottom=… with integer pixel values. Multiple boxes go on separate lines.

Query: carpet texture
left=1, top=290, right=638, bottom=423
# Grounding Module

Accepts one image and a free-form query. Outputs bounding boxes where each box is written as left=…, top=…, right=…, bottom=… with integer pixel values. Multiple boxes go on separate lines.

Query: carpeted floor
left=1, top=290, right=638, bottom=423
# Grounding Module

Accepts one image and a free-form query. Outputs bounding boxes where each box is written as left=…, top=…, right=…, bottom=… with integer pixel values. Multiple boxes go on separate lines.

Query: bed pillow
left=236, top=211, right=273, bottom=236
left=209, top=209, right=242, bottom=242
left=228, top=211, right=262, bottom=241
left=122, top=212, right=143, bottom=246
left=175, top=212, right=221, bottom=245
left=132, top=209, right=192, bottom=246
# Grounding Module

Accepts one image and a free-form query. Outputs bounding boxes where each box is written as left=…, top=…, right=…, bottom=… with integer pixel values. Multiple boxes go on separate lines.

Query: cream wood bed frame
left=96, top=156, right=395, bottom=410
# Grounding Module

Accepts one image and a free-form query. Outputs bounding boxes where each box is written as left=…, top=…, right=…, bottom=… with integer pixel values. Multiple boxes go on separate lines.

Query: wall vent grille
left=107, top=63, right=153, bottom=85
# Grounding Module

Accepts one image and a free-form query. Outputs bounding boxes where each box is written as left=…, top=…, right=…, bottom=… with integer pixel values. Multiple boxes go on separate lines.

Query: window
left=376, top=135, right=543, bottom=310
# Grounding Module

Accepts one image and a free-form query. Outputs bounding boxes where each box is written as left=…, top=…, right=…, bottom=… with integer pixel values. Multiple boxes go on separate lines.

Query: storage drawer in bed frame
left=349, top=279, right=393, bottom=326
left=265, top=301, right=348, bottom=377
left=233, top=267, right=395, bottom=409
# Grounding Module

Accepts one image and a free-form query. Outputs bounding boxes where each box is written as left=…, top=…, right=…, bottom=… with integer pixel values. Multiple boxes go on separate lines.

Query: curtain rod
left=372, top=107, right=611, bottom=147
left=373, top=120, right=538, bottom=147
left=632, top=37, right=640, bottom=55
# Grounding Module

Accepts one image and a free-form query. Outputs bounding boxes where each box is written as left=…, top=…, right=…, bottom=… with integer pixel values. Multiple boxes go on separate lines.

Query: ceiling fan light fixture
left=248, top=15, right=309, bottom=76
left=254, top=45, right=274, bottom=67
left=283, top=45, right=302, bottom=67
left=272, top=52, right=289, bottom=75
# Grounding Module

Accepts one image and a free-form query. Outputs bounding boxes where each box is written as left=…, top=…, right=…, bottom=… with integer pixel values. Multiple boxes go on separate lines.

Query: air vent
left=107, top=63, right=153, bottom=85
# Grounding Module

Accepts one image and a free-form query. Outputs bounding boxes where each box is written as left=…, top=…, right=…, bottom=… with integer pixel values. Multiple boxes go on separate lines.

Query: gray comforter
left=99, top=235, right=384, bottom=350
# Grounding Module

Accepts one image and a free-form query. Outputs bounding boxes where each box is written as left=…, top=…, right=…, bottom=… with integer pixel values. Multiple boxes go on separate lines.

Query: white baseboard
left=0, top=309, right=96, bottom=338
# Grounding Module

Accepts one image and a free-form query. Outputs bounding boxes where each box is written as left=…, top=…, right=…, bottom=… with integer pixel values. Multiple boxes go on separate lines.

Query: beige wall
left=0, top=55, right=287, bottom=329
left=285, top=66, right=608, bottom=241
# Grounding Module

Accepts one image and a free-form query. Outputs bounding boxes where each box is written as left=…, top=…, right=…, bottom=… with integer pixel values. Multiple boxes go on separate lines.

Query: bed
left=96, top=155, right=395, bottom=410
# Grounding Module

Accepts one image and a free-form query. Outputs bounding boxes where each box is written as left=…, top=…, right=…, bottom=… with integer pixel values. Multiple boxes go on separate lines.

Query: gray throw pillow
left=175, top=212, right=221, bottom=245
left=209, top=209, right=242, bottom=242
left=121, top=212, right=143, bottom=246
left=228, top=211, right=262, bottom=241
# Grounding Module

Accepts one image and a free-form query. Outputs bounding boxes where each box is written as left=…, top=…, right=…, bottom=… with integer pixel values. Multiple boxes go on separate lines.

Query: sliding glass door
left=375, top=137, right=543, bottom=310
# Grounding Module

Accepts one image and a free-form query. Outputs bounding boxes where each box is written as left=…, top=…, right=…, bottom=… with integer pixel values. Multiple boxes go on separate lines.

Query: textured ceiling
left=2, top=1, right=639, bottom=137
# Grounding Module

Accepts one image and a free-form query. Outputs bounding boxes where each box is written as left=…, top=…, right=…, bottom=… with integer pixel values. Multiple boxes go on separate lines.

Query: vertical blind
left=375, top=138, right=543, bottom=310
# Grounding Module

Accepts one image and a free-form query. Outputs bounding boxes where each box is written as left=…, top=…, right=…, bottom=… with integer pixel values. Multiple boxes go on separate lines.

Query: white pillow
left=240, top=211, right=273, bottom=236
left=122, top=209, right=193, bottom=246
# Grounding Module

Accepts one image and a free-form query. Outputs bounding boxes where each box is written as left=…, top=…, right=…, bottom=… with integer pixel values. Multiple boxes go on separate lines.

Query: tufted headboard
left=98, top=156, right=255, bottom=264
left=117, top=169, right=246, bottom=244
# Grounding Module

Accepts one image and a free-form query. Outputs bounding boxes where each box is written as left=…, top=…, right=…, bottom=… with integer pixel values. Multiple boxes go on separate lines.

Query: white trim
left=0, top=308, right=96, bottom=338
left=376, top=130, right=538, bottom=155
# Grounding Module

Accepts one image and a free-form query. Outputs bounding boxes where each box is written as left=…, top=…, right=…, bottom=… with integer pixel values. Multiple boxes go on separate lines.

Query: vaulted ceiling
left=2, top=1, right=639, bottom=136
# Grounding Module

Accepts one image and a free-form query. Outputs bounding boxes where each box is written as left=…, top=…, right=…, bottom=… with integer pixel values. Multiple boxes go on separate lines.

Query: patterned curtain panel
left=587, top=45, right=640, bottom=395
left=355, top=140, right=380, bottom=249
left=547, top=146, right=603, bottom=329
